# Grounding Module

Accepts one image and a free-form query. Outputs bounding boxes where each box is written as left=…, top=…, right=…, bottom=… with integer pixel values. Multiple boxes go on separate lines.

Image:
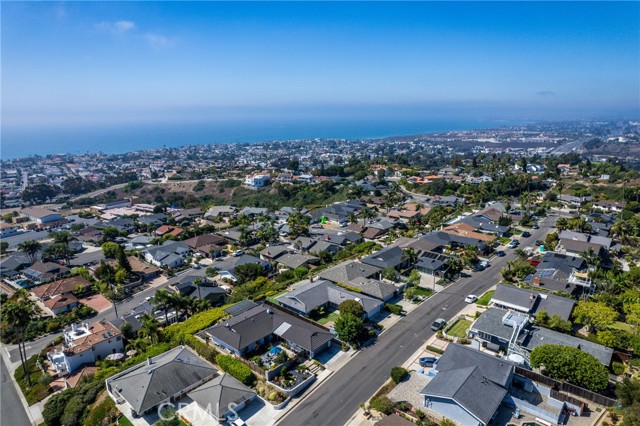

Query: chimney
left=533, top=277, right=541, bottom=286
left=324, top=234, right=329, bottom=241
left=147, top=357, right=152, bottom=366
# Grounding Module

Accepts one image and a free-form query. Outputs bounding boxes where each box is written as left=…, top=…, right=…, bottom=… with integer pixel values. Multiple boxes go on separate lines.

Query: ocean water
left=1, top=118, right=515, bottom=160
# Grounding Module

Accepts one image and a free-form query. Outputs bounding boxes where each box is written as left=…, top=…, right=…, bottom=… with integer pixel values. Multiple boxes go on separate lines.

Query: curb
left=1, top=352, right=39, bottom=426
left=274, top=369, right=335, bottom=424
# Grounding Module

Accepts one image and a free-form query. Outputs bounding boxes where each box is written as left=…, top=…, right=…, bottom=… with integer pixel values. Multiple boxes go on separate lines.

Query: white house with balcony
left=244, top=174, right=271, bottom=188
left=47, top=321, right=123, bottom=375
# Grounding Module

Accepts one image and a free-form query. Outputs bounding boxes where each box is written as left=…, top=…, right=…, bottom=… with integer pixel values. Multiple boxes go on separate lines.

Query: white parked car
left=233, top=250, right=245, bottom=257
left=464, top=295, right=478, bottom=303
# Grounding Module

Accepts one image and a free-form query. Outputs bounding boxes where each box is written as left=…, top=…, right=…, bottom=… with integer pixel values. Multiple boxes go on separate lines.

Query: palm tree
left=138, top=314, right=161, bottom=344
left=238, top=225, right=250, bottom=247
left=152, top=288, right=172, bottom=325
left=1, top=291, right=39, bottom=386
left=51, top=231, right=73, bottom=265
left=126, top=338, right=148, bottom=353
left=348, top=213, right=358, bottom=225
left=401, top=248, right=418, bottom=268
left=194, top=278, right=204, bottom=300
left=18, top=240, right=42, bottom=263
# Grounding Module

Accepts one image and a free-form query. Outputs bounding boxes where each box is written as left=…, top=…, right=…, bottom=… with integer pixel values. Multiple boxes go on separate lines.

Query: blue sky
left=2, top=1, right=639, bottom=129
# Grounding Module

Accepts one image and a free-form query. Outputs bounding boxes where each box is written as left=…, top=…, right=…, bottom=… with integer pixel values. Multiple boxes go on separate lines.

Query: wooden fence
left=515, top=367, right=617, bottom=408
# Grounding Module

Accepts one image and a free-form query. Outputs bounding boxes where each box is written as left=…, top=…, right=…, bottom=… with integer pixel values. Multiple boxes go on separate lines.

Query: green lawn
left=476, top=290, right=495, bottom=306
left=447, top=319, right=472, bottom=338
left=118, top=416, right=134, bottom=426
left=610, top=322, right=635, bottom=333
left=413, top=287, right=434, bottom=297
left=316, top=311, right=341, bottom=325
left=266, top=290, right=288, bottom=305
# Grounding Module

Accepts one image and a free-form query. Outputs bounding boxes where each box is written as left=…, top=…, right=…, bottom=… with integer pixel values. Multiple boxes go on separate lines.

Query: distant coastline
left=1, top=118, right=520, bottom=161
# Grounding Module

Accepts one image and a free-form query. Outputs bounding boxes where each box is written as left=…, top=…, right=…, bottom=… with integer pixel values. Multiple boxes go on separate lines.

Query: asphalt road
left=278, top=216, right=557, bottom=426
left=1, top=357, right=31, bottom=426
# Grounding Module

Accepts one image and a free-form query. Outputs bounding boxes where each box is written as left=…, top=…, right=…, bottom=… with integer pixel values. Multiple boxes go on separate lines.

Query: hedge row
left=216, top=354, right=256, bottom=386
left=385, top=303, right=403, bottom=315
left=164, top=307, right=228, bottom=338
left=426, top=345, right=445, bottom=355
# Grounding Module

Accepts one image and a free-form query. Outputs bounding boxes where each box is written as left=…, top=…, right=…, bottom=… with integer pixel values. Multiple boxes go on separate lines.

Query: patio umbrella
left=126, top=350, right=138, bottom=357
left=106, top=353, right=125, bottom=361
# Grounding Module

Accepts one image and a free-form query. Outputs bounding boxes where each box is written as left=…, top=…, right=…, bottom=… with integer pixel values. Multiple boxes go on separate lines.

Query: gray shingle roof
left=347, top=277, right=396, bottom=300
left=318, top=260, right=381, bottom=284
left=275, top=254, right=319, bottom=269
left=491, top=284, right=538, bottom=312
left=434, top=344, right=514, bottom=388
left=275, top=280, right=383, bottom=315
left=521, top=326, right=613, bottom=366
left=107, top=346, right=217, bottom=414
left=420, top=366, right=507, bottom=425
left=361, top=246, right=404, bottom=269
left=469, top=308, right=517, bottom=342
left=205, top=304, right=333, bottom=354
left=187, top=373, right=255, bottom=420
left=224, top=300, right=259, bottom=316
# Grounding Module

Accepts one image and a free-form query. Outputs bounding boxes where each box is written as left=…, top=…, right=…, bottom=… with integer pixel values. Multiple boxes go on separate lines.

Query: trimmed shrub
left=426, top=345, right=444, bottom=355
left=370, top=395, right=394, bottom=415
left=385, top=303, right=403, bottom=315
left=216, top=354, right=256, bottom=386
left=612, top=362, right=625, bottom=376
left=390, top=367, right=408, bottom=384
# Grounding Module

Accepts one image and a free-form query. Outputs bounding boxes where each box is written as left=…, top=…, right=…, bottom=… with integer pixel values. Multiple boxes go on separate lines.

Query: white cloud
left=95, top=20, right=136, bottom=35
left=144, top=33, right=176, bottom=50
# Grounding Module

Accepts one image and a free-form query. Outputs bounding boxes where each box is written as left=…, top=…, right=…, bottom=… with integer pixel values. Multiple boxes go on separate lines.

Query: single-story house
left=142, top=241, right=190, bottom=269
left=490, top=284, right=576, bottom=321
left=186, top=373, right=256, bottom=421
left=275, top=280, right=384, bottom=319
left=361, top=246, right=407, bottom=271
left=106, top=346, right=217, bottom=418
left=318, top=260, right=381, bottom=284
left=419, top=344, right=513, bottom=426
left=204, top=303, right=334, bottom=358
left=22, top=261, right=70, bottom=283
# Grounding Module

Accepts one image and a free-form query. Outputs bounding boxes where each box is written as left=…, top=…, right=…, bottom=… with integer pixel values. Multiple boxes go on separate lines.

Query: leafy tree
left=114, top=267, right=128, bottom=284
left=408, top=269, right=421, bottom=286
left=382, top=267, right=399, bottom=282
left=43, top=389, right=77, bottom=426
left=529, top=344, right=609, bottom=392
left=0, top=241, right=8, bottom=255
left=117, top=247, right=132, bottom=273
left=547, top=314, right=572, bottom=333
left=616, top=377, right=640, bottom=408
left=573, top=300, right=617, bottom=332
left=101, top=242, right=121, bottom=258
left=334, top=313, right=365, bottom=346
left=624, top=303, right=640, bottom=329
left=544, top=232, right=559, bottom=250
left=369, top=395, right=394, bottom=415
left=101, top=227, right=120, bottom=243
left=390, top=366, right=408, bottom=384
left=340, top=300, right=364, bottom=319
left=234, top=263, right=265, bottom=283
left=119, top=322, right=134, bottom=340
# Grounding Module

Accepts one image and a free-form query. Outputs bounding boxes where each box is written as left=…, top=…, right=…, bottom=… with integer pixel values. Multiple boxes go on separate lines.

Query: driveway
left=277, top=215, right=557, bottom=426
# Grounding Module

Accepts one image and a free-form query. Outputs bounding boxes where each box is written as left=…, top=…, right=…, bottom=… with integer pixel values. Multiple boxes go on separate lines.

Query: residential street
left=1, top=357, right=31, bottom=426
left=277, top=215, right=557, bottom=426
